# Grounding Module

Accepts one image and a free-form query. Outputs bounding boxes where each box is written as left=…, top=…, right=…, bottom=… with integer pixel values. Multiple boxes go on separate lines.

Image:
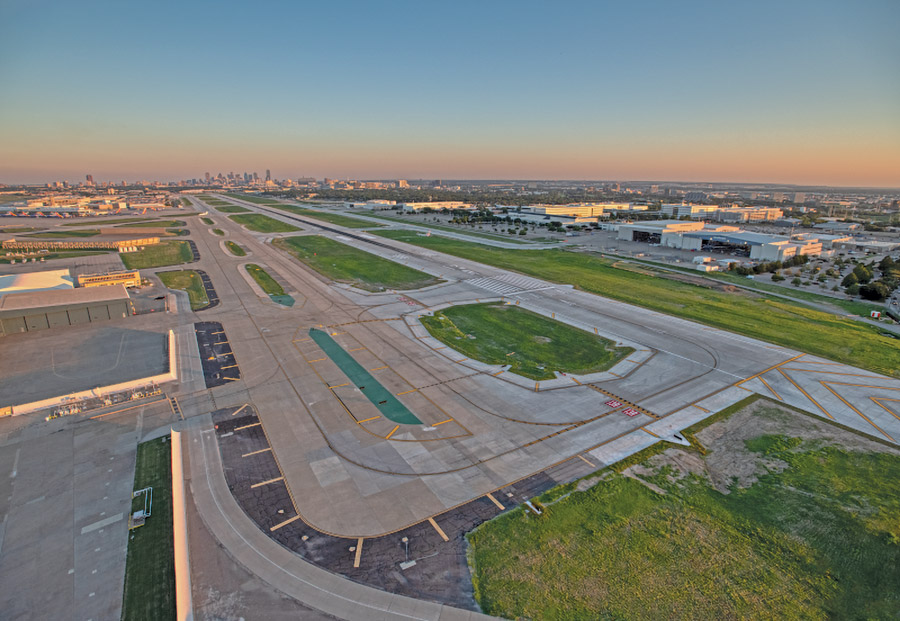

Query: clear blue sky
left=1, top=0, right=898, bottom=186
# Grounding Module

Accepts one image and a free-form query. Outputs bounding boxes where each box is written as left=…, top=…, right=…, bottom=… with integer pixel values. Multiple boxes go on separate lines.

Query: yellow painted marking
left=353, top=538, right=364, bottom=568
left=232, top=404, right=250, bottom=416
left=370, top=366, right=387, bottom=371
left=88, top=398, right=167, bottom=420
left=357, top=416, right=380, bottom=424
left=330, top=331, right=345, bottom=336
left=235, top=422, right=261, bottom=431
left=822, top=381, right=900, bottom=391
left=608, top=371, right=622, bottom=378
left=250, top=476, right=284, bottom=489
left=871, top=398, right=900, bottom=423
left=790, top=360, right=842, bottom=365
left=211, top=330, right=225, bottom=335
left=428, top=517, right=449, bottom=542
left=308, top=358, right=326, bottom=363
left=486, top=493, right=505, bottom=510
left=213, top=340, right=229, bottom=345
left=330, top=382, right=350, bottom=389
left=385, top=425, right=400, bottom=440
left=491, top=369, right=504, bottom=376
left=594, top=327, right=598, bottom=334
left=455, top=358, right=468, bottom=363
left=577, top=454, right=595, bottom=467
left=293, top=338, right=311, bottom=343
left=534, top=382, right=540, bottom=392
left=433, top=346, right=446, bottom=350
left=737, top=353, right=805, bottom=386
left=757, top=375, right=783, bottom=401
left=242, top=448, right=272, bottom=457
left=270, top=515, right=301, bottom=532
left=694, top=405, right=710, bottom=413
left=571, top=377, right=582, bottom=385
left=221, top=364, right=238, bottom=369
left=642, top=426, right=660, bottom=438
left=821, top=383, right=895, bottom=442
left=349, top=347, right=366, bottom=352
left=396, top=389, right=417, bottom=396
left=784, top=368, right=883, bottom=378
left=776, top=368, right=834, bottom=419
left=433, top=418, right=453, bottom=426
left=222, top=376, right=241, bottom=382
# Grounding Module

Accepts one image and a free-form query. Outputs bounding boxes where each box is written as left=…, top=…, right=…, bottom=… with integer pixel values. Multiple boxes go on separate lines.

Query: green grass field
left=421, top=303, right=632, bottom=380
left=468, top=401, right=900, bottom=620
left=211, top=228, right=224, bottom=236
left=374, top=230, right=900, bottom=377
left=274, top=235, right=443, bottom=292
left=121, top=241, right=193, bottom=270
left=121, top=437, right=175, bottom=621
left=200, top=217, right=214, bottom=225
left=0, top=227, right=37, bottom=233
left=266, top=203, right=382, bottom=228
left=61, top=217, right=154, bottom=226
left=245, top=263, right=284, bottom=296
left=228, top=213, right=301, bottom=233
left=156, top=270, right=208, bottom=309
left=224, top=240, right=246, bottom=257
left=214, top=204, right=250, bottom=213
left=117, top=220, right=186, bottom=228
left=358, top=212, right=534, bottom=243
left=24, top=229, right=101, bottom=238
left=223, top=193, right=273, bottom=204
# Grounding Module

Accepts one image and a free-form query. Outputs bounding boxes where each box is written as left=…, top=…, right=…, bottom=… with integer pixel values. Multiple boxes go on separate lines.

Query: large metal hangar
left=0, top=285, right=132, bottom=336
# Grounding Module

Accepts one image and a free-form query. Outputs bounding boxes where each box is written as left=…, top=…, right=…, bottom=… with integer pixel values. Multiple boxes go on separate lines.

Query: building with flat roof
left=660, top=203, right=720, bottom=219
left=399, top=201, right=473, bottom=212
left=77, top=270, right=141, bottom=288
left=2, top=235, right=160, bottom=252
left=0, top=285, right=131, bottom=336
left=0, top=269, right=74, bottom=297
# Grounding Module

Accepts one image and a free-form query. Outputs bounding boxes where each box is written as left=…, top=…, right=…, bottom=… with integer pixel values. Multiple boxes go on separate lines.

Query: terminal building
left=77, top=270, right=141, bottom=288
left=617, top=220, right=824, bottom=261
left=1, top=235, right=160, bottom=253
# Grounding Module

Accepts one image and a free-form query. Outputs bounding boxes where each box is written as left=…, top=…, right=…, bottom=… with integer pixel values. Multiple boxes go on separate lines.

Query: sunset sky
left=1, top=0, right=898, bottom=186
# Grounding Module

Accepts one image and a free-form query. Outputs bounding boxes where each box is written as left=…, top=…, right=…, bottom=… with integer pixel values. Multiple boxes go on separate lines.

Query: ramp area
left=308, top=328, right=422, bottom=425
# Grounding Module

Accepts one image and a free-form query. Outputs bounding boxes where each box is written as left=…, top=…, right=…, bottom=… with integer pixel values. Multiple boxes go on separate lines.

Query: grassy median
left=121, top=240, right=193, bottom=270
left=156, top=269, right=208, bottom=310
left=422, top=303, right=632, bottom=380
left=121, top=436, right=175, bottom=621
left=265, top=203, right=380, bottom=228
left=228, top=213, right=300, bottom=233
left=225, top=240, right=246, bottom=257
left=374, top=230, right=900, bottom=378
left=274, top=235, right=442, bottom=292
left=245, top=263, right=284, bottom=296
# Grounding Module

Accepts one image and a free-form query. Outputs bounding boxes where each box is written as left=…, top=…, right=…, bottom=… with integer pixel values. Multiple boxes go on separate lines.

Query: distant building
left=77, top=270, right=141, bottom=289
left=660, top=203, right=719, bottom=219
left=396, top=179, right=409, bottom=188
left=813, top=221, right=861, bottom=233
left=400, top=201, right=473, bottom=212
left=344, top=199, right=396, bottom=210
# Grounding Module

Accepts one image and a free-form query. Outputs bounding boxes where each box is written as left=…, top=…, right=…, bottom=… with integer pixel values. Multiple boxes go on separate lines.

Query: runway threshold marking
left=242, top=448, right=272, bottom=457
left=428, top=517, right=450, bottom=541
left=821, top=382, right=895, bottom=442
left=757, top=375, right=783, bottom=401
left=235, top=422, right=261, bottom=431
left=250, top=476, right=284, bottom=489
left=486, top=493, right=505, bottom=510
left=577, top=454, right=595, bottom=467
left=353, top=538, right=364, bottom=568
left=776, top=368, right=834, bottom=420
left=270, top=515, right=301, bottom=532
left=385, top=425, right=400, bottom=439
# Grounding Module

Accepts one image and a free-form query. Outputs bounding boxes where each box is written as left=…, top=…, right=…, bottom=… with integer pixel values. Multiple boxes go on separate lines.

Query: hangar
left=0, top=269, right=74, bottom=296
left=0, top=285, right=132, bottom=336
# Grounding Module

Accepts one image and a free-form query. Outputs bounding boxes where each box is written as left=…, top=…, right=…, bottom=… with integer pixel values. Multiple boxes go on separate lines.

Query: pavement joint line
left=269, top=515, right=301, bottom=532
left=486, top=493, right=505, bottom=510
left=385, top=425, right=400, bottom=439
left=357, top=416, right=380, bottom=424
left=758, top=375, right=783, bottom=401
left=432, top=418, right=453, bottom=426
left=427, top=517, right=449, bottom=542
left=242, top=448, right=272, bottom=457
left=234, top=422, right=261, bottom=431
left=776, top=368, right=834, bottom=420
left=576, top=453, right=595, bottom=467
left=821, top=382, right=895, bottom=442
left=353, top=538, right=364, bottom=568
left=250, top=476, right=284, bottom=489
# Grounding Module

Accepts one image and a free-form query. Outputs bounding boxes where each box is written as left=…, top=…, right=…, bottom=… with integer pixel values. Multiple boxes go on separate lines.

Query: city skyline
left=1, top=1, right=899, bottom=187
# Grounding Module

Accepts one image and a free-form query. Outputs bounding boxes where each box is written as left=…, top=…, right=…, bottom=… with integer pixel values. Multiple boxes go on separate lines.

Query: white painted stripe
left=80, top=513, right=123, bottom=534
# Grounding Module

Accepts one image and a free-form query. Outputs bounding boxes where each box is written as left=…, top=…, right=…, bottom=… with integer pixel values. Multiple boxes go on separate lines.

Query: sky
left=1, top=0, right=898, bottom=187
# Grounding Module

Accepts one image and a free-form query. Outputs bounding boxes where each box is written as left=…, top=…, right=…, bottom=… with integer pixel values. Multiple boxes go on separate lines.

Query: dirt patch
left=533, top=336, right=552, bottom=344
left=627, top=399, right=900, bottom=494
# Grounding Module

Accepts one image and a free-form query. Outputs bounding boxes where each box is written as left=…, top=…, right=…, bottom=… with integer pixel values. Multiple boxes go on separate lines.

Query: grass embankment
left=468, top=401, right=900, bottom=620
left=116, top=220, right=186, bottom=228
left=225, top=241, right=246, bottom=257
left=121, top=240, right=193, bottom=270
left=245, top=264, right=284, bottom=296
left=274, top=235, right=442, bottom=292
left=265, top=203, right=381, bottom=228
left=374, top=230, right=900, bottom=377
left=0, top=227, right=38, bottom=233
left=228, top=213, right=300, bottom=233
left=421, top=303, right=632, bottom=380
left=121, top=437, right=175, bottom=621
left=156, top=270, right=208, bottom=310
left=25, top=229, right=101, bottom=238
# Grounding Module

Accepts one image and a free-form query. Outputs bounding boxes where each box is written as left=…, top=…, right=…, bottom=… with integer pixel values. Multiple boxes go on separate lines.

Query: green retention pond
left=308, top=328, right=421, bottom=425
